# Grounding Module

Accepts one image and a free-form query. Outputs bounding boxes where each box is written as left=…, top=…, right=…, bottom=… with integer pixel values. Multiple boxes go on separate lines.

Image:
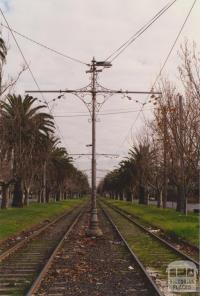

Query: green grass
left=103, top=199, right=199, bottom=247
left=0, top=199, right=85, bottom=241
left=102, top=204, right=179, bottom=274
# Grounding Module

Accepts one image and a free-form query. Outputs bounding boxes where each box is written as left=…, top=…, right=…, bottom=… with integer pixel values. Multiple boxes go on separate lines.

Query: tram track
left=0, top=205, right=83, bottom=262
left=0, top=200, right=198, bottom=295
left=32, top=205, right=165, bottom=296
left=101, top=200, right=199, bottom=265
left=104, top=200, right=199, bottom=257
left=100, top=201, right=199, bottom=295
left=0, top=204, right=85, bottom=295
left=100, top=205, right=163, bottom=296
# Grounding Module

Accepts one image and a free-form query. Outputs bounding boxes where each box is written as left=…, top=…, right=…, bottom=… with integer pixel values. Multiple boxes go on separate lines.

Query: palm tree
left=100, top=143, right=154, bottom=204
left=70, top=168, right=89, bottom=198
left=44, top=144, right=89, bottom=201
left=128, top=144, right=154, bottom=204
left=100, top=169, right=122, bottom=199
left=118, top=159, right=136, bottom=201
left=47, top=146, right=73, bottom=201
left=0, top=94, right=54, bottom=207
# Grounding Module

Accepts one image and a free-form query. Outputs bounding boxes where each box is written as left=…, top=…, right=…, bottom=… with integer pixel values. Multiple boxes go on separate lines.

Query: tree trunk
left=37, top=190, right=42, bottom=203
left=157, top=190, right=163, bottom=208
left=40, top=186, right=46, bottom=203
left=125, top=190, right=132, bottom=201
left=138, top=185, right=147, bottom=205
left=131, top=192, right=134, bottom=203
left=45, top=189, right=50, bottom=203
left=60, top=189, right=63, bottom=200
left=24, top=186, right=29, bottom=206
left=119, top=192, right=123, bottom=200
left=12, top=178, right=23, bottom=208
left=1, top=183, right=9, bottom=209
left=176, top=184, right=186, bottom=213
left=56, top=191, right=61, bottom=201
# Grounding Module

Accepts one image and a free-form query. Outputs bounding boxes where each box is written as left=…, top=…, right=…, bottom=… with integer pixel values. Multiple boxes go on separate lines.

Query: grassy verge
left=103, top=199, right=199, bottom=247
left=0, top=199, right=85, bottom=241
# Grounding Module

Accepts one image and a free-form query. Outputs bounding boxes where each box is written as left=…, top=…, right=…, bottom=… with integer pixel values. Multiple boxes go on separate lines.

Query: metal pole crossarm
left=25, top=89, right=162, bottom=95
left=99, top=90, right=162, bottom=95
left=25, top=90, right=92, bottom=94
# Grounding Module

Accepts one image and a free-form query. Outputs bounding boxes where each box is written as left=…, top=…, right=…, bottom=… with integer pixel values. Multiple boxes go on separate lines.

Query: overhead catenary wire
left=53, top=107, right=154, bottom=118
left=0, top=8, right=43, bottom=99
left=153, top=0, right=197, bottom=86
left=0, top=7, right=70, bottom=151
left=0, top=23, right=88, bottom=66
left=48, top=106, right=149, bottom=114
left=105, top=1, right=171, bottom=62
left=120, top=0, right=197, bottom=147
left=106, top=0, right=178, bottom=63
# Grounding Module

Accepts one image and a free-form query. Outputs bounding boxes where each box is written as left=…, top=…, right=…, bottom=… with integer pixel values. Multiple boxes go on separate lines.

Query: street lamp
left=96, top=61, right=112, bottom=68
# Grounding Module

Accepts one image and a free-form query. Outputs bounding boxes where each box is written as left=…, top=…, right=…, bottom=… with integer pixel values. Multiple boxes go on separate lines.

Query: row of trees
left=98, top=144, right=154, bottom=205
left=0, top=35, right=89, bottom=209
left=99, top=42, right=200, bottom=214
left=0, top=94, right=89, bottom=209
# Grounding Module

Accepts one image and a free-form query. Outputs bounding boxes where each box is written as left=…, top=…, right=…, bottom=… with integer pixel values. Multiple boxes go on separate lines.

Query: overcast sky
left=0, top=0, right=199, bottom=184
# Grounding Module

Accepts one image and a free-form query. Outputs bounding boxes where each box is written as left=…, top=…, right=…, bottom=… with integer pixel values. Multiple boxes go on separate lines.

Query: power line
left=120, top=0, right=197, bottom=147
left=106, top=0, right=178, bottom=63
left=53, top=107, right=154, bottom=118
left=0, top=8, right=43, bottom=97
left=153, top=0, right=197, bottom=85
left=45, top=103, right=155, bottom=114
left=0, top=8, right=70, bottom=151
left=105, top=1, right=171, bottom=62
left=46, top=106, right=146, bottom=114
left=1, top=23, right=88, bottom=66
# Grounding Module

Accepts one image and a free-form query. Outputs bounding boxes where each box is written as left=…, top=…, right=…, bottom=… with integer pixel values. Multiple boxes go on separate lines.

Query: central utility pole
left=26, top=57, right=162, bottom=237
left=86, top=58, right=102, bottom=236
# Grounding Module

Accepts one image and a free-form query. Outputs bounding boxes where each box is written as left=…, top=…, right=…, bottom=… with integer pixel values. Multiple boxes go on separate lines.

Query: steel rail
left=26, top=208, right=84, bottom=296
left=100, top=204, right=164, bottom=296
left=0, top=206, right=80, bottom=262
left=102, top=200, right=199, bottom=267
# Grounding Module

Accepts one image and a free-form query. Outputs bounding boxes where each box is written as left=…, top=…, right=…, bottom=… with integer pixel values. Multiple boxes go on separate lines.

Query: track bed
left=36, top=208, right=157, bottom=296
